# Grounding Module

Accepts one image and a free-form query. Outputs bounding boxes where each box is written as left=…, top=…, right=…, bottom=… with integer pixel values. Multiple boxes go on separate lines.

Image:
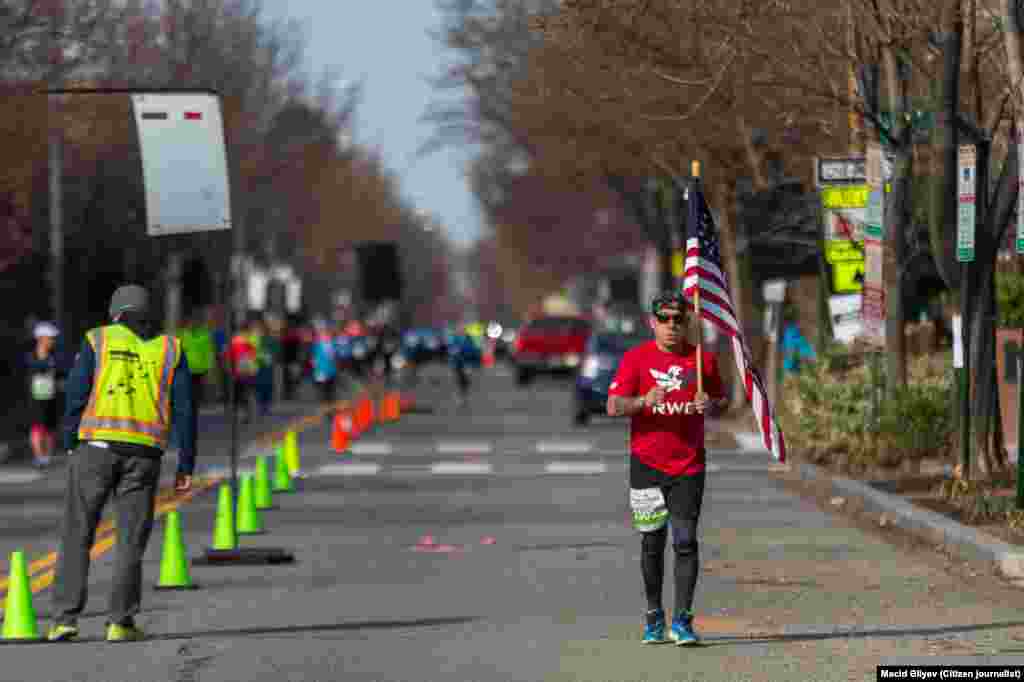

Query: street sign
left=829, top=294, right=863, bottom=344
left=866, top=141, right=883, bottom=190
left=131, top=92, right=232, bottom=236
left=831, top=260, right=865, bottom=294
left=957, top=144, right=976, bottom=262
left=824, top=209, right=866, bottom=241
left=861, top=238, right=885, bottom=346
left=864, top=188, right=884, bottom=240
left=821, top=185, right=869, bottom=209
left=824, top=240, right=864, bottom=264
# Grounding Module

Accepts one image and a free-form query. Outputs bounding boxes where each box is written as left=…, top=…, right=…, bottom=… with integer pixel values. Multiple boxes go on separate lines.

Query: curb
left=735, top=433, right=1024, bottom=579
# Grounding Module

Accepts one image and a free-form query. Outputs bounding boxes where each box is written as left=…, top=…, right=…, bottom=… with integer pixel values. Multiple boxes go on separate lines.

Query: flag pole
left=691, top=160, right=703, bottom=395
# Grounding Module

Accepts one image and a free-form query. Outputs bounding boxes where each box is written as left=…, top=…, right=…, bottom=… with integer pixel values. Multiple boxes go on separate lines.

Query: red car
left=512, top=315, right=592, bottom=385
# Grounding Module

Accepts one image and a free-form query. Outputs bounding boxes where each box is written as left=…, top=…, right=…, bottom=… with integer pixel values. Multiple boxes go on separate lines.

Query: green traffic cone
left=155, top=510, right=198, bottom=590
left=211, top=483, right=236, bottom=550
left=2, top=550, right=40, bottom=640
left=272, top=448, right=294, bottom=493
left=236, top=475, right=264, bottom=535
left=284, top=431, right=300, bottom=476
left=254, top=456, right=274, bottom=510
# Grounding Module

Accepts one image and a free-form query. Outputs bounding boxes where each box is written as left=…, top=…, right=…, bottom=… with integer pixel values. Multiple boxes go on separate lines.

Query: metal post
left=48, top=106, right=63, bottom=331
left=871, top=351, right=882, bottom=430
left=961, top=262, right=971, bottom=480
left=228, top=250, right=240, bottom=547
left=1016, top=345, right=1024, bottom=508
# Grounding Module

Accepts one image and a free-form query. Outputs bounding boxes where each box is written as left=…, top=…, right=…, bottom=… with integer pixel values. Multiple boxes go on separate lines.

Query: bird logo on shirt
left=650, top=366, right=686, bottom=392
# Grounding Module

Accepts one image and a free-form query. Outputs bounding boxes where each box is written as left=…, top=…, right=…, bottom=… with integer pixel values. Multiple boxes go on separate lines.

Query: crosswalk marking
left=436, top=441, right=492, bottom=455
left=544, top=461, right=607, bottom=475
left=430, top=461, right=493, bottom=475
left=535, top=441, right=594, bottom=454
left=317, top=463, right=381, bottom=476
left=0, top=471, right=43, bottom=484
left=351, top=442, right=394, bottom=456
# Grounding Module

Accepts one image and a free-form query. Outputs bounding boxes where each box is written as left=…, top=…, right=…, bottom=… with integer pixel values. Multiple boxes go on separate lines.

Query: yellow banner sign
left=824, top=240, right=865, bottom=264
left=832, top=260, right=865, bottom=293
left=822, top=185, right=869, bottom=209
left=672, top=250, right=684, bottom=277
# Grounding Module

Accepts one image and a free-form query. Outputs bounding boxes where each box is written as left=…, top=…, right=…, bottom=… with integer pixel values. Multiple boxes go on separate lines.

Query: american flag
left=682, top=182, right=786, bottom=463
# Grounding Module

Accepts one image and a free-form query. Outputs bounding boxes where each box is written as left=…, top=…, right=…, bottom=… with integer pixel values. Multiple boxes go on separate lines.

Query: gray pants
left=52, top=443, right=162, bottom=626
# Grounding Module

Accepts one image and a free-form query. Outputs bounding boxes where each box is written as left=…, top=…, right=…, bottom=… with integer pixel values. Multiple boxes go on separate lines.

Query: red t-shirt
left=608, top=340, right=725, bottom=476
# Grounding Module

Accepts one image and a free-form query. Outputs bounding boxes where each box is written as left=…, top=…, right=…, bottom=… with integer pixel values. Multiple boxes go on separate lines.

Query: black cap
left=650, top=290, right=687, bottom=315
left=109, top=284, right=150, bottom=319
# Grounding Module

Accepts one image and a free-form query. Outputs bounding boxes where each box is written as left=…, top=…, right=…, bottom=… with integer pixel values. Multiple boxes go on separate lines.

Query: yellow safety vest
left=176, top=324, right=215, bottom=375
left=78, top=324, right=181, bottom=450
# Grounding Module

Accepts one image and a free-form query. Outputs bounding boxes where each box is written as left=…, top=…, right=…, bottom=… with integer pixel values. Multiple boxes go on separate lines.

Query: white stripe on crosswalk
left=544, top=461, right=607, bottom=474
left=351, top=442, right=394, bottom=455
left=536, top=441, right=594, bottom=454
left=0, top=471, right=43, bottom=484
left=317, top=463, right=381, bottom=476
left=436, top=441, right=492, bottom=455
left=430, top=461, right=493, bottom=474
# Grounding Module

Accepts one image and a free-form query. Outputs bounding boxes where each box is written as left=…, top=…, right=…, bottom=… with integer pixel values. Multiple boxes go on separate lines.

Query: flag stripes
left=682, top=182, right=786, bottom=463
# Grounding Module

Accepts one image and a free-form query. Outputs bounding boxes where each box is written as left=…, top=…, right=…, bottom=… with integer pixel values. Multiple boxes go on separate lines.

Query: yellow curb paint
left=0, top=476, right=221, bottom=598
left=0, top=399, right=343, bottom=599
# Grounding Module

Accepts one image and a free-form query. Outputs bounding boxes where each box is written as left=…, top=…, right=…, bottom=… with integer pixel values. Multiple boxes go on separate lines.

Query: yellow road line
left=0, top=399, right=354, bottom=598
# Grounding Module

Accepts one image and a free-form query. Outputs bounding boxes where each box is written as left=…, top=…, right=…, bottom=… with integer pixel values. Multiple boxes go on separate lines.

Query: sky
left=263, top=1, right=482, bottom=249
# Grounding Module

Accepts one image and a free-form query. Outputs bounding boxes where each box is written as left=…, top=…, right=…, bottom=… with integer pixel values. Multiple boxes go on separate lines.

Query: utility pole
left=48, top=98, right=64, bottom=332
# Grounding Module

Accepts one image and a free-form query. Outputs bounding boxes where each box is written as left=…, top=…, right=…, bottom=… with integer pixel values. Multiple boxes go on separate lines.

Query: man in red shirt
left=607, top=291, right=728, bottom=646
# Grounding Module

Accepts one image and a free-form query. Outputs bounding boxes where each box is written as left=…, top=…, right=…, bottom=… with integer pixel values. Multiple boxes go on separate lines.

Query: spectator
left=25, top=321, right=65, bottom=467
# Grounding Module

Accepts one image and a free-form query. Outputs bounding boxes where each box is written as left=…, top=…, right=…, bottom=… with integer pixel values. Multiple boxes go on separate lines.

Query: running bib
left=630, top=487, right=668, bottom=532
left=31, top=372, right=56, bottom=401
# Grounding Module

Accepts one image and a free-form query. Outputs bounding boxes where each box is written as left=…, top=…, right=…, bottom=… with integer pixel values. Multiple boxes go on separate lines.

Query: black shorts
left=630, top=456, right=706, bottom=532
left=31, top=399, right=60, bottom=430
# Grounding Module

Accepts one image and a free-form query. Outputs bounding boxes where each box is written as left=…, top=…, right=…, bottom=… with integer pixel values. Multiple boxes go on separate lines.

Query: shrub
left=997, top=270, right=1024, bottom=328
left=779, top=346, right=953, bottom=471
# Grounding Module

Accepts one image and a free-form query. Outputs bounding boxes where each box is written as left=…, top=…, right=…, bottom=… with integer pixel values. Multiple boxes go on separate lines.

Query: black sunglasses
left=654, top=312, right=686, bottom=326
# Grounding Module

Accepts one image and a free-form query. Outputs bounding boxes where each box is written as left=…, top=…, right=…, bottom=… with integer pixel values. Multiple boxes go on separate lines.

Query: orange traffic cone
left=379, top=393, right=394, bottom=422
left=352, top=400, right=364, bottom=437
left=331, top=411, right=351, bottom=453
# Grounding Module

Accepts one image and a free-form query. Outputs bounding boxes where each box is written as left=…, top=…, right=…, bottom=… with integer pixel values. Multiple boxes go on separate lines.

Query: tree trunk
left=928, top=5, right=962, bottom=291
left=881, top=45, right=909, bottom=394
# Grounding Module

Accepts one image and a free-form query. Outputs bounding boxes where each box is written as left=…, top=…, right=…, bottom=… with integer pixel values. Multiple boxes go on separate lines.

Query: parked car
left=573, top=326, right=653, bottom=426
left=512, top=315, right=592, bottom=385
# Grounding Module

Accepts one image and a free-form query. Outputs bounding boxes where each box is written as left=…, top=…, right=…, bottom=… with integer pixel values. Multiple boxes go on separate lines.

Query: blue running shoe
left=642, top=609, right=667, bottom=644
left=669, top=612, right=700, bottom=646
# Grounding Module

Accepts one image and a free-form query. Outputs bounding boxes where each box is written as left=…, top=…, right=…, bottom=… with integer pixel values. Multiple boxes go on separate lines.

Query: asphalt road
left=1, top=362, right=1024, bottom=681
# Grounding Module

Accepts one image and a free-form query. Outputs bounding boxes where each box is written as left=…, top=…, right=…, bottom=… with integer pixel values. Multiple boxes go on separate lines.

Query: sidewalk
left=726, top=425, right=1024, bottom=584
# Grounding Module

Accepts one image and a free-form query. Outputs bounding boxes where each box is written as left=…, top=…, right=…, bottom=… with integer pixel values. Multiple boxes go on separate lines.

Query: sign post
left=128, top=89, right=291, bottom=566
left=1017, top=126, right=1024, bottom=508
left=957, top=144, right=976, bottom=480
left=863, top=144, right=885, bottom=428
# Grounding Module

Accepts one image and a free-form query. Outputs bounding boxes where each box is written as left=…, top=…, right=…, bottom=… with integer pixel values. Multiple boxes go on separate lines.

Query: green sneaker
left=106, top=622, right=145, bottom=642
left=47, top=623, right=79, bottom=642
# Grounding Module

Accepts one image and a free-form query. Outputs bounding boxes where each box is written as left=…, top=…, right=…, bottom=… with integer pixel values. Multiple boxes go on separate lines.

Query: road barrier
left=211, top=483, right=236, bottom=551
left=1, top=551, right=39, bottom=641
left=155, top=511, right=199, bottom=591
left=236, top=475, right=264, bottom=535
left=254, top=456, right=274, bottom=510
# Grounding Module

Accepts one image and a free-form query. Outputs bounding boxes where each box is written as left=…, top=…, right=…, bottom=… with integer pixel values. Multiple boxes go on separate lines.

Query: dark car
left=512, top=315, right=592, bottom=385
left=573, top=327, right=653, bottom=426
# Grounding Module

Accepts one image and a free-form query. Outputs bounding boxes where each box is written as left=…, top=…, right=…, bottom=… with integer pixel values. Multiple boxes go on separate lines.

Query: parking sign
left=131, top=92, right=232, bottom=236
